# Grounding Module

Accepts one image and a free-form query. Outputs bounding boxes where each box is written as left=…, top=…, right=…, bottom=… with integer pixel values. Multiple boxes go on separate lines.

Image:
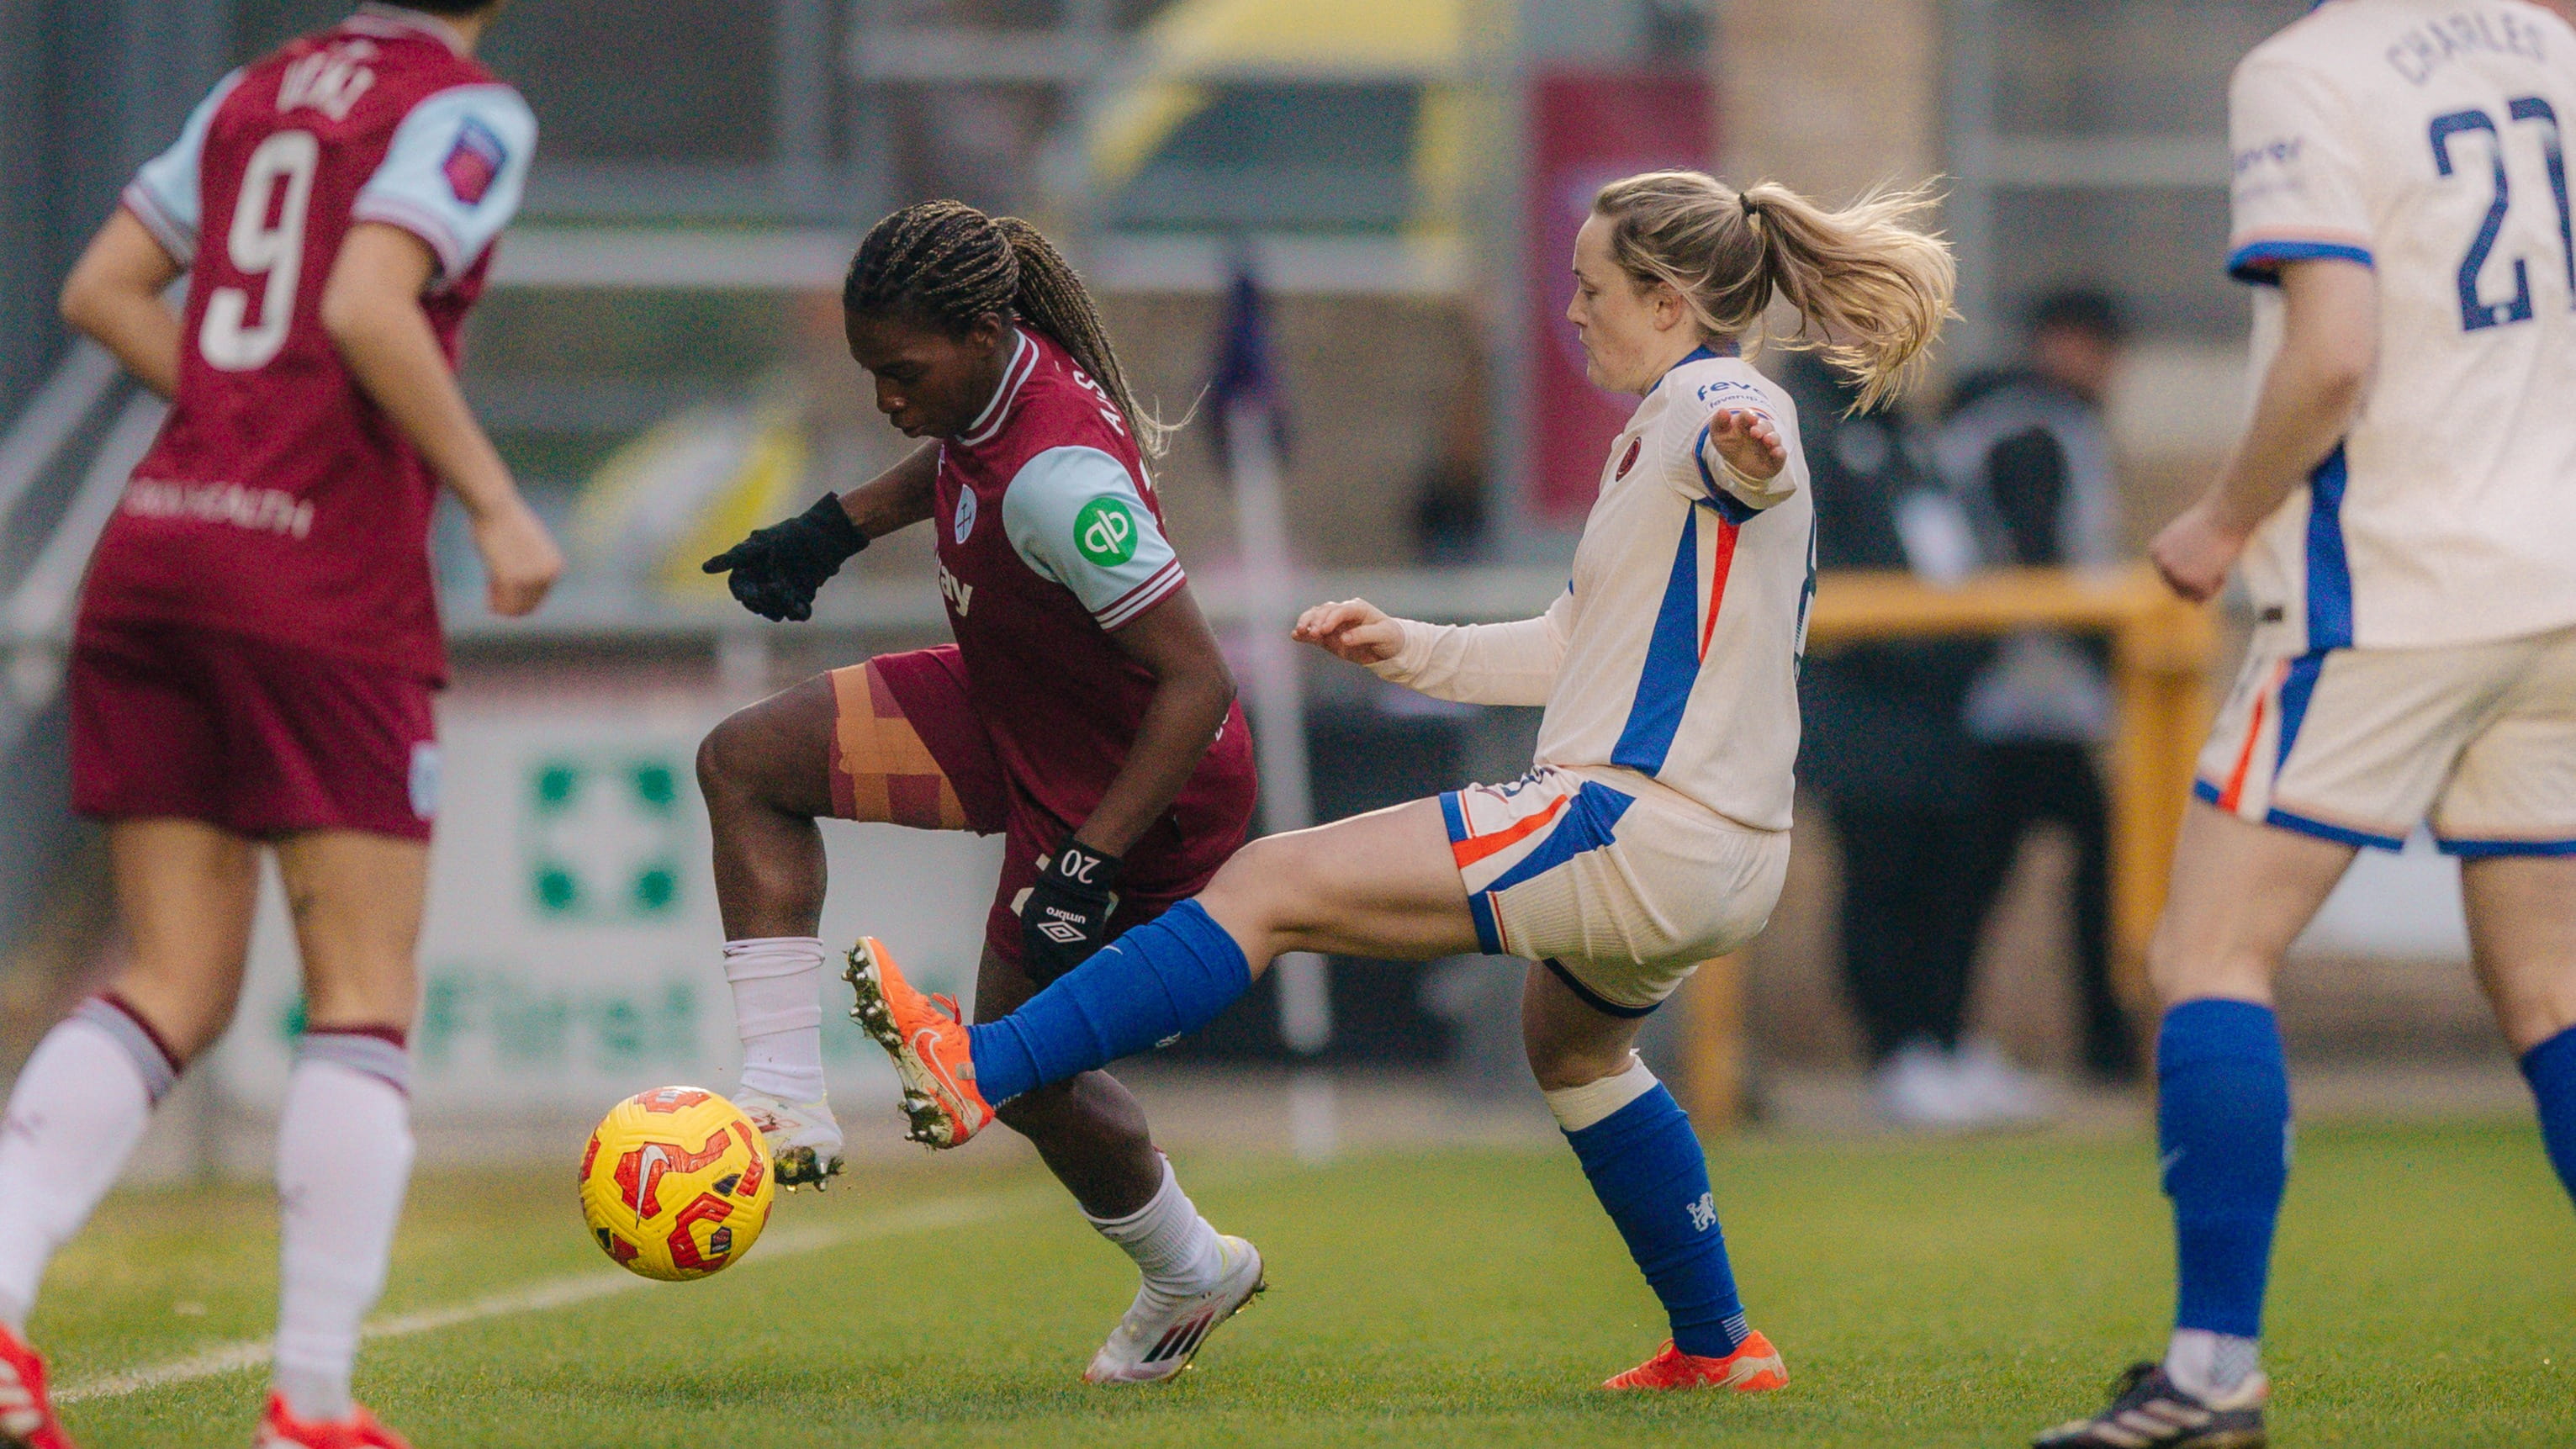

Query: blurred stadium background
left=0, top=0, right=2521, bottom=1182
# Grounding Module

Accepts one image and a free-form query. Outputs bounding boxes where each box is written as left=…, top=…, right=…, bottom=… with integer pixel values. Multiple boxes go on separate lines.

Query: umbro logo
left=1038, top=919, right=1087, bottom=945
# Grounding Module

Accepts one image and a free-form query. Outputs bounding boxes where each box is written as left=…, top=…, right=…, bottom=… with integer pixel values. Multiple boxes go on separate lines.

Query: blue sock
left=2158, top=999, right=2291, bottom=1340
left=1563, top=1085, right=1748, bottom=1356
left=2518, top=1024, right=2576, bottom=1208
left=968, top=901, right=1251, bottom=1105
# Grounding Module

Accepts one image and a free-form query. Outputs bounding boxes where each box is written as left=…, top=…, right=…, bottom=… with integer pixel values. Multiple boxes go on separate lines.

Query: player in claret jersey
left=8, top=3, right=559, bottom=1446
left=696, top=201, right=1264, bottom=1385
left=842, top=172, right=1955, bottom=1393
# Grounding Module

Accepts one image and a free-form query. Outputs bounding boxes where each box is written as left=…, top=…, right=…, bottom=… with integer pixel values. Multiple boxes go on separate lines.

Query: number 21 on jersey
left=2431, top=97, right=2574, bottom=332
left=200, top=130, right=318, bottom=372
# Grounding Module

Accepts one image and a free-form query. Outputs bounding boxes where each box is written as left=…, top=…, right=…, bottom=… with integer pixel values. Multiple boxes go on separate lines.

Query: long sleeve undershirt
left=1365, top=590, right=1574, bottom=706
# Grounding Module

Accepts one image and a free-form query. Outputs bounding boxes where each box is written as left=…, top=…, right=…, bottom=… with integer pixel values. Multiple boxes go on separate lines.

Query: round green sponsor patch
left=1074, top=496, right=1140, bottom=567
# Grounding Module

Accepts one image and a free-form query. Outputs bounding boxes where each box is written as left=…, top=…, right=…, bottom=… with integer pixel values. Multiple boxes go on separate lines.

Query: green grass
left=36, top=1118, right=2576, bottom=1446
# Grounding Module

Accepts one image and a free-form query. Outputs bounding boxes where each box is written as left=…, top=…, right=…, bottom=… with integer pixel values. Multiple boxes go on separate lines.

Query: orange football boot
left=1602, top=1331, right=1789, bottom=1392
left=254, top=1393, right=410, bottom=1449
left=0, top=1322, right=74, bottom=1449
left=843, top=936, right=995, bottom=1147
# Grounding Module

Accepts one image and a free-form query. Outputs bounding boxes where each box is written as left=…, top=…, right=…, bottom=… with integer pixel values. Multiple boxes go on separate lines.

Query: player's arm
left=59, top=210, right=185, bottom=399
left=1080, top=590, right=1238, bottom=857
left=1011, top=583, right=1237, bottom=981
left=700, top=444, right=936, bottom=622
left=1298, top=590, right=1572, bottom=706
left=320, top=222, right=561, bottom=616
left=2150, top=258, right=2375, bottom=602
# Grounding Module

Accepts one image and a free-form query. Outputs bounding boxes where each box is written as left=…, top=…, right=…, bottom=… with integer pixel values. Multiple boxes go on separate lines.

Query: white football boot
left=733, top=1089, right=845, bottom=1190
left=1083, top=1235, right=1267, bottom=1384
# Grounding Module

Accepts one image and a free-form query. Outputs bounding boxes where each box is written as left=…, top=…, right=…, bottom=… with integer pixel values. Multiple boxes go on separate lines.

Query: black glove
left=1020, top=838, right=1123, bottom=984
left=700, top=493, right=867, bottom=621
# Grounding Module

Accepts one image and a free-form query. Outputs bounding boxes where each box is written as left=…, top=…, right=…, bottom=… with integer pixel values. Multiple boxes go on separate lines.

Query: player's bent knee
left=1202, top=833, right=1326, bottom=931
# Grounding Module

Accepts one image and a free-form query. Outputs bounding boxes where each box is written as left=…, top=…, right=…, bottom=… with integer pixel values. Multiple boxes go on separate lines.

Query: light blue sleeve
left=1000, top=446, right=1187, bottom=629
left=121, top=70, right=246, bottom=264
left=351, top=84, right=537, bottom=278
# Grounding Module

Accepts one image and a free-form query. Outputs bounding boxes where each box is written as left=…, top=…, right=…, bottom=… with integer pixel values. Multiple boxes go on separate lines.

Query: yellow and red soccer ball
left=578, top=1086, right=775, bottom=1282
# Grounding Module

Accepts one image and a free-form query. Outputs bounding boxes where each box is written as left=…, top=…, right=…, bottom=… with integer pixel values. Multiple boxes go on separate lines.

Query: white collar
left=346, top=3, right=469, bottom=56
left=958, top=330, right=1037, bottom=447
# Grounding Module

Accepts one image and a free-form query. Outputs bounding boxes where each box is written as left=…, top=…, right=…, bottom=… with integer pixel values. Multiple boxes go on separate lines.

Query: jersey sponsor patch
left=1075, top=496, right=1140, bottom=567
left=442, top=115, right=506, bottom=205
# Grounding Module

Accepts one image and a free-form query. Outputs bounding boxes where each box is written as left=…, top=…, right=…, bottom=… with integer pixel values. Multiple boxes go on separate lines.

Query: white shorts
left=1441, top=765, right=1790, bottom=1013
left=2195, top=625, right=2576, bottom=857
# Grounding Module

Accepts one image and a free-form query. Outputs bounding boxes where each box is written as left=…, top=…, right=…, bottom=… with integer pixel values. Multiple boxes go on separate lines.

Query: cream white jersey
left=2229, top=0, right=2576, bottom=653
left=1373, top=348, right=1815, bottom=833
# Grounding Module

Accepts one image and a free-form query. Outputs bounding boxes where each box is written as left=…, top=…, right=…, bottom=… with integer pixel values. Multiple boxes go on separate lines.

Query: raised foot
left=841, top=936, right=993, bottom=1149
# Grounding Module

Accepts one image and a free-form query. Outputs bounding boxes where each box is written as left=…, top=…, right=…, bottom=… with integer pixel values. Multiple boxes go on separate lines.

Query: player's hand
left=2150, top=496, right=2246, bottom=604
left=472, top=499, right=563, bottom=617
left=1293, top=599, right=1404, bottom=664
left=701, top=493, right=869, bottom=622
left=1020, top=838, right=1123, bottom=985
left=1707, top=407, right=1787, bottom=482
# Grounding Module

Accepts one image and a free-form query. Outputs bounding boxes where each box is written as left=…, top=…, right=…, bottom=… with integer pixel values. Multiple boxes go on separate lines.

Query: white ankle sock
left=1543, top=1054, right=1658, bottom=1133
left=2165, top=1327, right=2261, bottom=1399
left=273, top=1034, right=414, bottom=1424
left=724, top=938, right=827, bottom=1103
left=0, top=998, right=178, bottom=1332
left=1087, top=1156, right=1224, bottom=1296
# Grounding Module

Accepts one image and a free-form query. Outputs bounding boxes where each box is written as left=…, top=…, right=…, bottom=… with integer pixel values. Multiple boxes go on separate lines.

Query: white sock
left=1543, top=1054, right=1658, bottom=1133
left=0, top=998, right=178, bottom=1333
left=724, top=938, right=828, bottom=1103
left=2165, top=1327, right=2261, bottom=1399
left=1087, top=1155, right=1224, bottom=1297
left=273, top=1034, right=414, bottom=1424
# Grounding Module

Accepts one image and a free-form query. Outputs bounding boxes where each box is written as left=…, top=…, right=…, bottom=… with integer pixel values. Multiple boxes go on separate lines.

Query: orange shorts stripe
left=828, top=661, right=972, bottom=831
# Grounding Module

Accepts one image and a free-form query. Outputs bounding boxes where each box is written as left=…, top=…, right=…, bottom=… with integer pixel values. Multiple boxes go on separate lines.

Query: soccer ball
left=578, top=1086, right=775, bottom=1282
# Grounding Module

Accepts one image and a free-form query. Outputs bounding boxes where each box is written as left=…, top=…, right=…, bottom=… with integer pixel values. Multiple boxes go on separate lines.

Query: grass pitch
left=35, top=1116, right=2576, bottom=1447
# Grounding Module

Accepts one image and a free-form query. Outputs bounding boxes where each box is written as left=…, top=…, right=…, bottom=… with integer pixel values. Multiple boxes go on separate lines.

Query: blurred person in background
left=1940, top=290, right=2137, bottom=1087
left=1412, top=339, right=1493, bottom=563
left=5, top=3, right=559, bottom=1446
left=1785, top=352, right=2032, bottom=1130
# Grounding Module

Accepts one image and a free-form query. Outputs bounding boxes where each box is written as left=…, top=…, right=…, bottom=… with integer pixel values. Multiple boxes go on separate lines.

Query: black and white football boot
left=2034, top=1362, right=2268, bottom=1448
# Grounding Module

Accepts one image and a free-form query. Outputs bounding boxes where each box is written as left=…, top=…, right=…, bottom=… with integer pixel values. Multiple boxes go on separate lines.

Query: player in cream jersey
left=2224, top=0, right=2576, bottom=658
left=2039, top=3, right=2576, bottom=1446
left=840, top=169, right=1954, bottom=1393
left=1360, top=344, right=1813, bottom=1002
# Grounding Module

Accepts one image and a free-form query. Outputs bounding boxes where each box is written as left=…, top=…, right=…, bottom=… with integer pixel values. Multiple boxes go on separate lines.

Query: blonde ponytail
left=1594, top=171, right=1958, bottom=412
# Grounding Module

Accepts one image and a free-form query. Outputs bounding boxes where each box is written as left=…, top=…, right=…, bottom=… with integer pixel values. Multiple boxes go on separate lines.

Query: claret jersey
left=932, top=327, right=1257, bottom=859
left=2228, top=0, right=2576, bottom=653
left=1372, top=348, right=1816, bottom=833
left=79, top=3, right=537, bottom=683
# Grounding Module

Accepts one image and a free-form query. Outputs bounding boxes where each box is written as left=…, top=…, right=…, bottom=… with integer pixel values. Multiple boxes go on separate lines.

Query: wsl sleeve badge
left=578, top=1087, right=775, bottom=1281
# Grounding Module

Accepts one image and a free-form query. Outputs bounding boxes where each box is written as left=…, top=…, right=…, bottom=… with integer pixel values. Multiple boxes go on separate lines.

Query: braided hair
left=844, top=201, right=1171, bottom=457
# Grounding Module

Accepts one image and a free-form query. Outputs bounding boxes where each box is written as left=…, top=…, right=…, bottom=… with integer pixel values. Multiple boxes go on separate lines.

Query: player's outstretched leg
left=1522, top=965, right=1784, bottom=1393
left=844, top=902, right=1254, bottom=1149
